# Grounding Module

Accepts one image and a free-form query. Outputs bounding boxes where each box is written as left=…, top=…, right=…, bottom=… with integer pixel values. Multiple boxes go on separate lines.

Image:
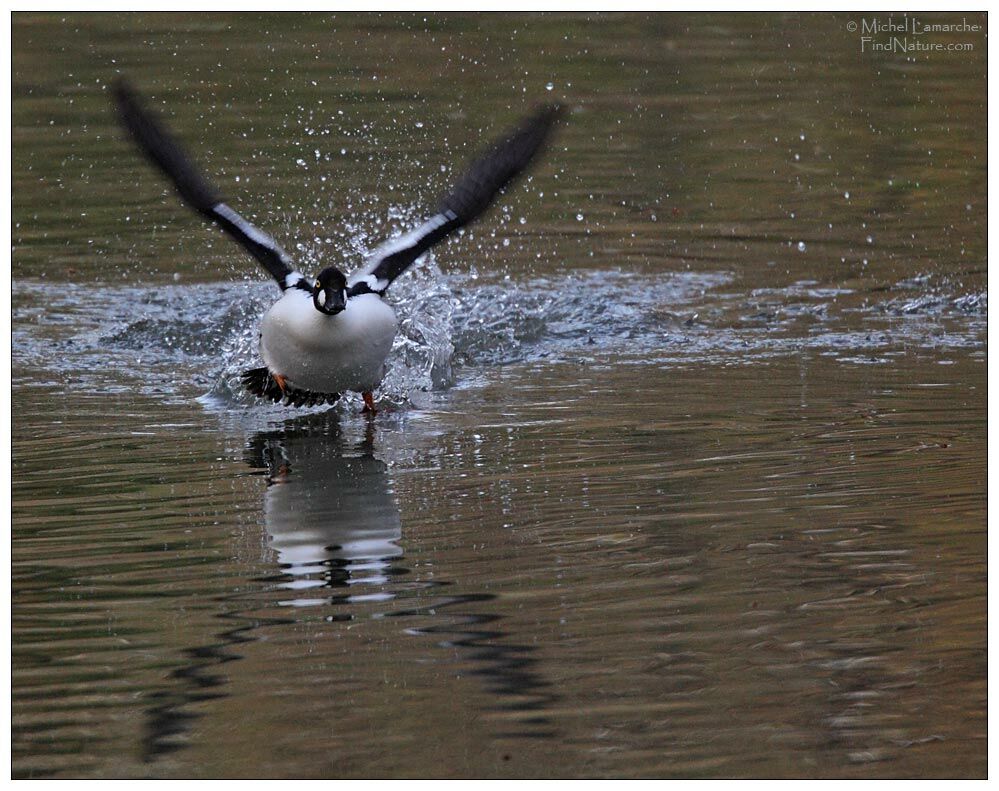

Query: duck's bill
left=319, top=289, right=346, bottom=315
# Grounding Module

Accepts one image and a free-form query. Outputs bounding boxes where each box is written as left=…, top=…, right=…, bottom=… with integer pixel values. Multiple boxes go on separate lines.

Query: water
left=12, top=12, right=986, bottom=778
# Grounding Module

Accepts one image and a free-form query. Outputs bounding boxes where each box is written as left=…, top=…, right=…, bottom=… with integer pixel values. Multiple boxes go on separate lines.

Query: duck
left=113, top=80, right=560, bottom=412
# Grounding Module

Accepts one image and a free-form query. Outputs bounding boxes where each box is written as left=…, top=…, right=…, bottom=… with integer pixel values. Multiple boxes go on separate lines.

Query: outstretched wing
left=348, top=104, right=562, bottom=297
left=112, top=80, right=301, bottom=290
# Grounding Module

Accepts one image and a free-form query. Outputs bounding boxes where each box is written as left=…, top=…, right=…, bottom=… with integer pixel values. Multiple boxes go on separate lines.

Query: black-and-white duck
left=113, top=80, right=560, bottom=411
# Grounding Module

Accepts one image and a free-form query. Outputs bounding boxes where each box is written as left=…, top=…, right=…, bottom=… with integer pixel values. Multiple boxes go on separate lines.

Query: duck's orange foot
left=273, top=373, right=288, bottom=393
left=361, top=392, right=378, bottom=415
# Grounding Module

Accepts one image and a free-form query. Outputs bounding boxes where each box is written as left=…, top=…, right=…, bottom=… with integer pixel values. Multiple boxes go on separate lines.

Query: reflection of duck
left=141, top=414, right=400, bottom=760
left=244, top=413, right=403, bottom=600
left=142, top=414, right=559, bottom=764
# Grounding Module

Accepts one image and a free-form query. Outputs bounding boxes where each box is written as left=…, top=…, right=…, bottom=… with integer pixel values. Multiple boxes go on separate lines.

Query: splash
left=11, top=264, right=986, bottom=411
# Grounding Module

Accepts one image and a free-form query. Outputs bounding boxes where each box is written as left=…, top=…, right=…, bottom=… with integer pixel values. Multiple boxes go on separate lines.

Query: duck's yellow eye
left=314, top=281, right=321, bottom=290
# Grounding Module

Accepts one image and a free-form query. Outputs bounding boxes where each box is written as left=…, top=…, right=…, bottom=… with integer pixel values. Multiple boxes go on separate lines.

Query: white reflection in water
left=245, top=414, right=402, bottom=605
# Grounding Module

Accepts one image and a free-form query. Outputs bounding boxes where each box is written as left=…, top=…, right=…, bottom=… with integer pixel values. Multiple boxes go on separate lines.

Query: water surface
left=12, top=12, right=986, bottom=778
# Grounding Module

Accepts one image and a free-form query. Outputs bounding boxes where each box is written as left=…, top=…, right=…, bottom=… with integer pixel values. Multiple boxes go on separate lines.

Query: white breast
left=259, top=290, right=398, bottom=394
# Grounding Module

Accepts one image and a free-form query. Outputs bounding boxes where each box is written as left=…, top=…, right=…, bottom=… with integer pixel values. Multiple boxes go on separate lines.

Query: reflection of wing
left=348, top=104, right=562, bottom=297
left=113, top=80, right=299, bottom=289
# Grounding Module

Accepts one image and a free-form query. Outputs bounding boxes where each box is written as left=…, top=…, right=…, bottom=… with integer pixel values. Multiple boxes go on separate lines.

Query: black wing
left=112, top=79, right=299, bottom=289
left=348, top=104, right=562, bottom=296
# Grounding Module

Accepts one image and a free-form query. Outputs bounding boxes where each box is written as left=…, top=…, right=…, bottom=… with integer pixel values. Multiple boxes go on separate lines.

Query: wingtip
left=521, top=102, right=565, bottom=149
left=522, top=102, right=564, bottom=158
left=110, top=77, right=150, bottom=131
left=110, top=76, right=137, bottom=111
left=534, top=102, right=565, bottom=126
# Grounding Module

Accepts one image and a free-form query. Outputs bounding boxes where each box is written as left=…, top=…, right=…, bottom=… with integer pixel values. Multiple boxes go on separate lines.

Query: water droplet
left=545, top=82, right=554, bottom=91
left=844, top=191, right=850, bottom=199
left=797, top=241, right=806, bottom=252
left=576, top=213, right=584, bottom=221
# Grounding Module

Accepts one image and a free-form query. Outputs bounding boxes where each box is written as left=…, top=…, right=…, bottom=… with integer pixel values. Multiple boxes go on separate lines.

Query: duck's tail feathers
left=240, top=367, right=342, bottom=408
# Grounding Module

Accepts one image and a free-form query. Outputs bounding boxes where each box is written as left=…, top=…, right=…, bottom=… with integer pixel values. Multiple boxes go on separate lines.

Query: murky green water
left=12, top=12, right=986, bottom=778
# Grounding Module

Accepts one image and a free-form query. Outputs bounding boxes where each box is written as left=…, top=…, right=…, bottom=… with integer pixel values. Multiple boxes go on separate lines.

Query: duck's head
left=312, top=267, right=348, bottom=316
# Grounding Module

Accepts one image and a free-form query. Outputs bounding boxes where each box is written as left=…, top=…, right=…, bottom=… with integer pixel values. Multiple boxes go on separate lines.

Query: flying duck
left=113, top=80, right=560, bottom=412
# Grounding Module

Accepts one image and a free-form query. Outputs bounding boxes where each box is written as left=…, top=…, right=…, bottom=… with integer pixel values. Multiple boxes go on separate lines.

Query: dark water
left=12, top=12, right=986, bottom=778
